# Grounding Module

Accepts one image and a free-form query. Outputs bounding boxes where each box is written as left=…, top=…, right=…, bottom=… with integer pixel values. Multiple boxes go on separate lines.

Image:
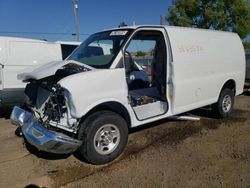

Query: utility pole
left=72, top=0, right=80, bottom=41
left=160, top=15, right=164, bottom=25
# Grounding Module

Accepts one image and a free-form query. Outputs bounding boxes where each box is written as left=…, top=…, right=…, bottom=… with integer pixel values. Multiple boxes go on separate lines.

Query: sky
left=0, top=0, right=172, bottom=42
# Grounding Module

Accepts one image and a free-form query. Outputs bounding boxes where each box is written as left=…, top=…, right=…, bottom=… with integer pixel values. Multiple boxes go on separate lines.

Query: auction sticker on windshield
left=110, top=30, right=128, bottom=36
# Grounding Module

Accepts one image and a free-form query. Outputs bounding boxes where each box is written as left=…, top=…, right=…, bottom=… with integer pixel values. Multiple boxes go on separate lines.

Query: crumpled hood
left=17, top=60, right=94, bottom=81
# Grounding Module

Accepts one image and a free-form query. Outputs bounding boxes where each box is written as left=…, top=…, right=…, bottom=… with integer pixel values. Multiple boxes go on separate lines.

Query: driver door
left=123, top=28, right=168, bottom=120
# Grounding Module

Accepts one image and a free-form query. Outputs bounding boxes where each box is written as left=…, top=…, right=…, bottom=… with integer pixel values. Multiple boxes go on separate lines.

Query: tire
left=212, top=88, right=234, bottom=118
left=78, top=111, right=128, bottom=165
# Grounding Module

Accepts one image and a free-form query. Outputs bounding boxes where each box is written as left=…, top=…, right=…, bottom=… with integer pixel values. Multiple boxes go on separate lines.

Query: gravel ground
left=0, top=94, right=250, bottom=188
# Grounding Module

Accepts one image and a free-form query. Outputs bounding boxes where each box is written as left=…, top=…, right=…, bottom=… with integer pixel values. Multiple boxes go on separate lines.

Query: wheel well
left=80, top=102, right=131, bottom=127
left=222, top=79, right=236, bottom=95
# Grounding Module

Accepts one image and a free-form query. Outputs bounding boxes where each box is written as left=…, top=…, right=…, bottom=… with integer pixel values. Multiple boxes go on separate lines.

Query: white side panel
left=2, top=65, right=27, bottom=89
left=8, top=41, right=62, bottom=66
left=165, top=27, right=245, bottom=114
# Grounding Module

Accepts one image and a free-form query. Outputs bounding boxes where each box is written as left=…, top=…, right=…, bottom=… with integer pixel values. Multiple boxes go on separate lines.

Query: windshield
left=67, top=29, right=132, bottom=68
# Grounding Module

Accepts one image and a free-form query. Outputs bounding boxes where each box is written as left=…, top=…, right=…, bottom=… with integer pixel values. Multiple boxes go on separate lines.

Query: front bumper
left=10, top=106, right=82, bottom=154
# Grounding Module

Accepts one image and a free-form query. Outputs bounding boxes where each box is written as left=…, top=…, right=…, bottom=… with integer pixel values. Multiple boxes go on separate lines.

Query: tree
left=166, top=0, right=250, bottom=39
left=135, top=51, right=146, bottom=57
left=243, top=42, right=250, bottom=49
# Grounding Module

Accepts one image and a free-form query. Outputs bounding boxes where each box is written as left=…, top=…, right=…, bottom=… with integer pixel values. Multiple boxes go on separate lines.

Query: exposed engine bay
left=23, top=63, right=91, bottom=134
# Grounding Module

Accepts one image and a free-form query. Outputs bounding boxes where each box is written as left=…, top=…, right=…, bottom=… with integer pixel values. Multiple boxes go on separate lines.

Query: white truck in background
left=11, top=25, right=245, bottom=164
left=0, top=37, right=80, bottom=105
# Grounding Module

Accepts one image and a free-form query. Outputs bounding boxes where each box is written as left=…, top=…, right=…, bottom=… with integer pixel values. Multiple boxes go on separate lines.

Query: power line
left=0, top=31, right=90, bottom=36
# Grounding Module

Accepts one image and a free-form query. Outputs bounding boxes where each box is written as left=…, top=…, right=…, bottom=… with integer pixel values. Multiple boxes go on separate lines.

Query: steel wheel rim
left=93, top=124, right=120, bottom=155
left=222, top=95, right=232, bottom=112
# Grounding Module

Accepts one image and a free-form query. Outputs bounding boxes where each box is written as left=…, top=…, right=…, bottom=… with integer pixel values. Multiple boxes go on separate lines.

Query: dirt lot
left=0, top=94, right=250, bottom=188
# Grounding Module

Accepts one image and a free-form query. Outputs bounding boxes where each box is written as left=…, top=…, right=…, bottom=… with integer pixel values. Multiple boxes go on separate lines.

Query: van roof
left=0, top=36, right=80, bottom=45
left=104, top=25, right=237, bottom=35
left=0, top=36, right=46, bottom=43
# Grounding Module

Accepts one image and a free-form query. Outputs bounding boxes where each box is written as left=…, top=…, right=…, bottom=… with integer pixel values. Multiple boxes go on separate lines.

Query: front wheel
left=212, top=88, right=234, bottom=118
left=78, top=111, right=128, bottom=164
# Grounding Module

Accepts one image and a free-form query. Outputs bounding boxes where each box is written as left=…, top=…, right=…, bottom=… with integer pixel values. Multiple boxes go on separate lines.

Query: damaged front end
left=11, top=106, right=82, bottom=154
left=10, top=62, right=91, bottom=154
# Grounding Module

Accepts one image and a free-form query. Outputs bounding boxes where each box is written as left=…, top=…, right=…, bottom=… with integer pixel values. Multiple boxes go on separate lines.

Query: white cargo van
left=0, top=37, right=79, bottom=105
left=11, top=25, right=245, bottom=164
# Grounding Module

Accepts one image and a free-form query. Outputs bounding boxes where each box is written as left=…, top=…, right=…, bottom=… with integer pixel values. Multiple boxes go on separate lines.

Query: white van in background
left=0, top=37, right=80, bottom=105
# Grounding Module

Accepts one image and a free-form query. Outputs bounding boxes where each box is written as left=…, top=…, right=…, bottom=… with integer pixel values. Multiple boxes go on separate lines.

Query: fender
left=58, top=68, right=130, bottom=118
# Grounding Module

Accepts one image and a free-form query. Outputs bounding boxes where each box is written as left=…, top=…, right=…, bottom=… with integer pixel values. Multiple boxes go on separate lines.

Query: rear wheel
left=212, top=88, right=234, bottom=118
left=78, top=111, right=128, bottom=164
